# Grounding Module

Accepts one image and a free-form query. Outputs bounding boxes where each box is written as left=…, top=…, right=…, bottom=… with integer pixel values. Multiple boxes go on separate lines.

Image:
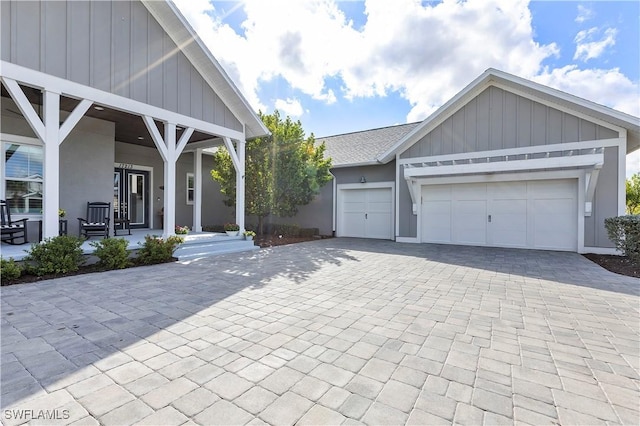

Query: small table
left=38, top=219, right=68, bottom=241
left=113, top=218, right=131, bottom=236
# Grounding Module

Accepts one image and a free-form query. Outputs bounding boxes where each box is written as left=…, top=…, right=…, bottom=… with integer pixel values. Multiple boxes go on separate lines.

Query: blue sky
left=175, top=0, right=639, bottom=175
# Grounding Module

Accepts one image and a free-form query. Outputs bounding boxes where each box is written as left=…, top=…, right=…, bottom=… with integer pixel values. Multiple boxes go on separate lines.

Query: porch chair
left=0, top=200, right=28, bottom=245
left=78, top=202, right=110, bottom=239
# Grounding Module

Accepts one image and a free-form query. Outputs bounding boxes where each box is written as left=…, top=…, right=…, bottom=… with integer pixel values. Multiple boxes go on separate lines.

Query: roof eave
left=331, top=160, right=388, bottom=169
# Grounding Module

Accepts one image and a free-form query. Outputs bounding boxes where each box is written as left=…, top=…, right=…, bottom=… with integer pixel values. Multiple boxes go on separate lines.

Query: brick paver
left=2, top=238, right=638, bottom=424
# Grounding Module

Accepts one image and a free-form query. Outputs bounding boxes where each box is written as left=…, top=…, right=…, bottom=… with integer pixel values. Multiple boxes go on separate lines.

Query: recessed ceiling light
left=137, top=136, right=144, bottom=140
left=94, top=106, right=104, bottom=111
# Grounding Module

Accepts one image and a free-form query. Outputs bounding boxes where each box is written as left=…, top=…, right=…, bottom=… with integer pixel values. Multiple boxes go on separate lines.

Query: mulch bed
left=255, top=235, right=326, bottom=248
left=1, top=258, right=178, bottom=287
left=583, top=253, right=639, bottom=278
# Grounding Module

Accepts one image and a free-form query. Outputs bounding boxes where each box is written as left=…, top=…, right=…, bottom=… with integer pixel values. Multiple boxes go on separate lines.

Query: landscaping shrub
left=91, top=238, right=130, bottom=270
left=1, top=257, right=22, bottom=282
left=136, top=235, right=184, bottom=265
left=203, top=224, right=225, bottom=233
left=269, top=223, right=301, bottom=237
left=605, top=215, right=640, bottom=262
left=24, top=235, right=85, bottom=276
left=298, top=227, right=319, bottom=238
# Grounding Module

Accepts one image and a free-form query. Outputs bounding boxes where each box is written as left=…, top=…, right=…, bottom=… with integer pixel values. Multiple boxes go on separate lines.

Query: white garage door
left=339, top=187, right=393, bottom=239
left=421, top=179, right=577, bottom=251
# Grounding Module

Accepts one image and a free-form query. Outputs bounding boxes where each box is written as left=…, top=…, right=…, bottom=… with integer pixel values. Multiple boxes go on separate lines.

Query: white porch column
left=235, top=139, right=246, bottom=232
left=42, top=90, right=61, bottom=239
left=143, top=116, right=193, bottom=239
left=193, top=148, right=203, bottom=232
left=1, top=78, right=93, bottom=239
left=163, top=123, right=177, bottom=238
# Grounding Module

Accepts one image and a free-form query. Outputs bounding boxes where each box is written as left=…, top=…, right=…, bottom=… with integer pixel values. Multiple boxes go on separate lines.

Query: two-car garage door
left=421, top=179, right=577, bottom=251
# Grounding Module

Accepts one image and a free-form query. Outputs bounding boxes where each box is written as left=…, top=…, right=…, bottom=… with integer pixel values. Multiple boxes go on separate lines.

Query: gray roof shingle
left=317, top=122, right=420, bottom=167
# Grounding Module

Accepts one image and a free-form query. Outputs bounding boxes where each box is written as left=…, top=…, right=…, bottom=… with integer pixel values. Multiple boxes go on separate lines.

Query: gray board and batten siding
left=398, top=86, right=619, bottom=248
left=0, top=0, right=241, bottom=132
left=400, top=86, right=618, bottom=159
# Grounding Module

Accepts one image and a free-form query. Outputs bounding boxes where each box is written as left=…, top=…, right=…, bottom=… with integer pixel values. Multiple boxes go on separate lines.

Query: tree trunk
left=258, top=216, right=264, bottom=235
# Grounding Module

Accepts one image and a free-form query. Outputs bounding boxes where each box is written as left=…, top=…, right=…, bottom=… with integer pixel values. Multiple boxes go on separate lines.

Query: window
left=3, top=142, right=44, bottom=214
left=186, top=172, right=194, bottom=205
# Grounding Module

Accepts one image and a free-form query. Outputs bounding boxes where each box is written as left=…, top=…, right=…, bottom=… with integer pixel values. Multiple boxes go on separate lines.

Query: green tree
left=211, top=110, right=332, bottom=234
left=627, top=173, right=640, bottom=214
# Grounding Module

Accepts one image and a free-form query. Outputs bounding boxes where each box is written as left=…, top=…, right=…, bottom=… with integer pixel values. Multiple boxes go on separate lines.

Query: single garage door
left=421, top=179, right=577, bottom=251
left=339, top=187, right=393, bottom=239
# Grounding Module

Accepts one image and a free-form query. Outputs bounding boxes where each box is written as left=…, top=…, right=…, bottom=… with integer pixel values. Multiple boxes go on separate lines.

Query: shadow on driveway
left=1, top=242, right=358, bottom=408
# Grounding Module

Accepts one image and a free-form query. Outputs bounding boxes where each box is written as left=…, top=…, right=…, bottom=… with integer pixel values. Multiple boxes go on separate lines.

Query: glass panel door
left=128, top=172, right=146, bottom=225
left=114, top=168, right=149, bottom=228
left=113, top=172, right=121, bottom=221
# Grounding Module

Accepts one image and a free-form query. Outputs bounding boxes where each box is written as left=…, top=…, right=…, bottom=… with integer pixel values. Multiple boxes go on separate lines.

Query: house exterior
left=291, top=69, right=639, bottom=254
left=0, top=0, right=268, bottom=242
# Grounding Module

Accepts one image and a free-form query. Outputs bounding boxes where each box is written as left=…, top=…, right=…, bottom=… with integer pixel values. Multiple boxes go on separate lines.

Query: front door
left=114, top=168, right=150, bottom=228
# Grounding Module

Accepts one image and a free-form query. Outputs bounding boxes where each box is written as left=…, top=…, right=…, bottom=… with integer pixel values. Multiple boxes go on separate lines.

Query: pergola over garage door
left=421, top=179, right=578, bottom=251
left=337, top=183, right=393, bottom=240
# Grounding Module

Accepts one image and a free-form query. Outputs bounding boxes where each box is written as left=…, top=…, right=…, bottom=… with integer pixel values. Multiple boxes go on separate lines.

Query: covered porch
left=1, top=62, right=256, bottom=243
left=0, top=228, right=257, bottom=262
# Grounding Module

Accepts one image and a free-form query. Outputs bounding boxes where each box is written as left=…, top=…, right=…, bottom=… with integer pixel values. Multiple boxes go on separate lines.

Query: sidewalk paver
left=2, top=238, right=638, bottom=424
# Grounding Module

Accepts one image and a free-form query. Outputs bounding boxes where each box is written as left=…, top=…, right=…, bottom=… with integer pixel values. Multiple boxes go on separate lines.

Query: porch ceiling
left=1, top=87, right=220, bottom=149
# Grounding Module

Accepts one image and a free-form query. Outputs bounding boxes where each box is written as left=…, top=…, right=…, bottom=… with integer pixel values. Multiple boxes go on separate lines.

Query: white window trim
left=186, top=172, right=194, bottom=205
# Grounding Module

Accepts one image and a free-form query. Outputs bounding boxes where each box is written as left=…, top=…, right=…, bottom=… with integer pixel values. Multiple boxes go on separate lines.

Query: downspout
left=330, top=171, right=337, bottom=236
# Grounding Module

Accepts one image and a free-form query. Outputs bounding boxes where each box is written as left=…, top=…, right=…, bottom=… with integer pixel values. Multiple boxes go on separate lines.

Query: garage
left=421, top=179, right=578, bottom=251
left=338, top=186, right=393, bottom=239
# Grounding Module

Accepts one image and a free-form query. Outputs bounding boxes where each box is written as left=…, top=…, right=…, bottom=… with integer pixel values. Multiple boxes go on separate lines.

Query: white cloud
left=174, top=0, right=559, bottom=120
left=172, top=0, right=638, bottom=166
left=574, top=27, right=617, bottom=62
left=533, top=65, right=639, bottom=116
left=575, top=5, right=594, bottom=23
left=274, top=98, right=304, bottom=117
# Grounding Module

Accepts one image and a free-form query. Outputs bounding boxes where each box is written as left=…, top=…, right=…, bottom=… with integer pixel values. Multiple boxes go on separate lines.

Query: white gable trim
left=490, top=82, right=626, bottom=136
left=1, top=61, right=245, bottom=141
left=377, top=69, right=639, bottom=163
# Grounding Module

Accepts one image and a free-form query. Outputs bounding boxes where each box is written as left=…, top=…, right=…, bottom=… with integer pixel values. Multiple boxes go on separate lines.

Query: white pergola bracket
left=404, top=177, right=419, bottom=215
left=584, top=165, right=602, bottom=217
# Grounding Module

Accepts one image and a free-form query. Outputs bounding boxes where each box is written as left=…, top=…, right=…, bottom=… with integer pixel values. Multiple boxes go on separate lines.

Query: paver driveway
left=1, top=238, right=639, bottom=425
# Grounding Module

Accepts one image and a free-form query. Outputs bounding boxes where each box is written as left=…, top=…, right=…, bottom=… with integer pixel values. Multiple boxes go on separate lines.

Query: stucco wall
left=61, top=119, right=115, bottom=237
left=1, top=100, right=115, bottom=240
left=249, top=180, right=334, bottom=236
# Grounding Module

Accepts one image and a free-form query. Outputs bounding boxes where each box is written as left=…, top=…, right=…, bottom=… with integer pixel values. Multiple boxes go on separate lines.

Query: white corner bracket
left=404, top=176, right=419, bottom=215
left=584, top=163, right=603, bottom=217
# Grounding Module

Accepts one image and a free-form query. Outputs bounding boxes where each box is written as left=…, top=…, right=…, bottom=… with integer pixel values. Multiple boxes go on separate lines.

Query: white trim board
left=398, top=138, right=622, bottom=166
left=1, top=62, right=245, bottom=141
